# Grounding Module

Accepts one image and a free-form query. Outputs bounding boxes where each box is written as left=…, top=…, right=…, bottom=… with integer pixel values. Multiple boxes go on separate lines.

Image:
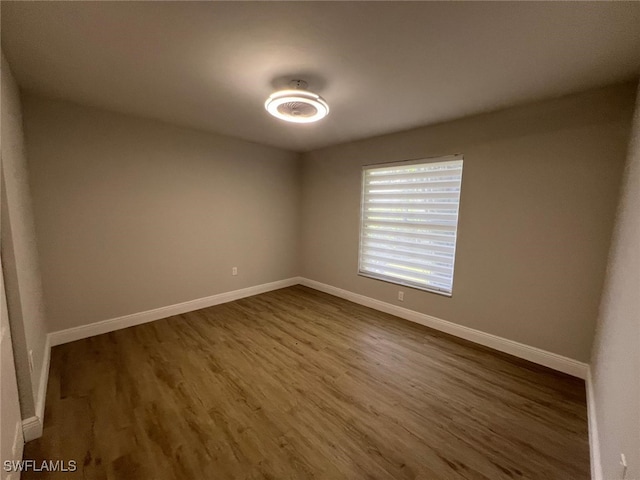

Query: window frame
left=357, top=154, right=464, bottom=297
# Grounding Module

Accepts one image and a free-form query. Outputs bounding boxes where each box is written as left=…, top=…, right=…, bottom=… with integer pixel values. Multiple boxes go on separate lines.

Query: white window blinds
left=358, top=155, right=463, bottom=296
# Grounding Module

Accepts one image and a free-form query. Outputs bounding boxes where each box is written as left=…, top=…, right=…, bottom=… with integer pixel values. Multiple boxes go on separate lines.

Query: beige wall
left=300, top=82, right=637, bottom=362
left=1, top=53, right=48, bottom=419
left=22, top=96, right=300, bottom=332
left=590, top=85, right=639, bottom=479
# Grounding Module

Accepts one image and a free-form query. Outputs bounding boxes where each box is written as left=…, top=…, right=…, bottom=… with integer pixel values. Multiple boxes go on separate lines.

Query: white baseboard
left=299, top=277, right=588, bottom=379
left=49, top=277, right=301, bottom=346
left=46, top=276, right=588, bottom=378
left=22, top=415, right=42, bottom=442
left=586, top=368, right=602, bottom=480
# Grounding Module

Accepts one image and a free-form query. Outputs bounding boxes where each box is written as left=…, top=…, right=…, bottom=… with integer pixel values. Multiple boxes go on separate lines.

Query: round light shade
left=265, top=89, right=329, bottom=123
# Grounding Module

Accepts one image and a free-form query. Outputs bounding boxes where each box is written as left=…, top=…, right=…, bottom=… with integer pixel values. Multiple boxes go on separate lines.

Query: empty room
left=1, top=2, right=639, bottom=479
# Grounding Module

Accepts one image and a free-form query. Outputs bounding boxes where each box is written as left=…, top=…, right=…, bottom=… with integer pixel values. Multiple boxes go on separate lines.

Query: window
left=358, top=155, right=463, bottom=296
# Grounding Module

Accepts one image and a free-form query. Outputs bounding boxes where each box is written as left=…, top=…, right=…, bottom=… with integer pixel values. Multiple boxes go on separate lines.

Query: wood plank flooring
left=23, top=285, right=590, bottom=479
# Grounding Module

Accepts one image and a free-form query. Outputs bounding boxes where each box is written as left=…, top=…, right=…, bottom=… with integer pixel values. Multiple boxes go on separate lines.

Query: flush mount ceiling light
left=265, top=80, right=329, bottom=123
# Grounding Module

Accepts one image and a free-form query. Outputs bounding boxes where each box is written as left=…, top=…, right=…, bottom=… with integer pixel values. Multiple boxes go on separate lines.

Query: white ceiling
left=2, top=2, right=639, bottom=152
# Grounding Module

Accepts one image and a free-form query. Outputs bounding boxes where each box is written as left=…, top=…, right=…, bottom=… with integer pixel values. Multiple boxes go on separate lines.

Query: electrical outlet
left=398, top=291, right=404, bottom=301
left=28, top=349, right=34, bottom=373
left=232, top=267, right=238, bottom=276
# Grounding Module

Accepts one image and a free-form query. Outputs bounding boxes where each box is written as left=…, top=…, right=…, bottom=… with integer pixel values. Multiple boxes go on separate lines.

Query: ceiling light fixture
left=265, top=80, right=329, bottom=124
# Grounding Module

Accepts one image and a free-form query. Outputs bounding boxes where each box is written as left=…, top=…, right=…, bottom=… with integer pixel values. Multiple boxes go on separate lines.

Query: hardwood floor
left=24, top=285, right=590, bottom=479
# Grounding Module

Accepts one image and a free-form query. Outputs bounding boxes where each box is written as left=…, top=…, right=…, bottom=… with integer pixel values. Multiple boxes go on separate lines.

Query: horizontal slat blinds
left=359, top=156, right=463, bottom=295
